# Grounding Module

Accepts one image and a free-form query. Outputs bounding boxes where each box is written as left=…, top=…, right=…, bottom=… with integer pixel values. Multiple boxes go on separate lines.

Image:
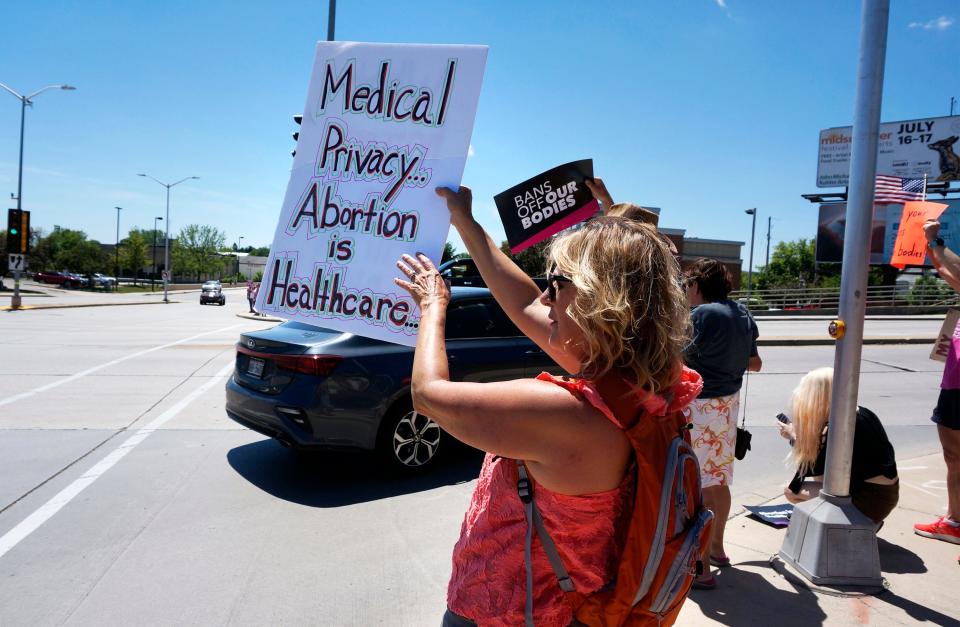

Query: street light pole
left=152, top=216, right=162, bottom=290
left=745, top=208, right=757, bottom=297
left=114, top=206, right=122, bottom=292
left=137, top=174, right=199, bottom=303
left=0, top=82, right=76, bottom=308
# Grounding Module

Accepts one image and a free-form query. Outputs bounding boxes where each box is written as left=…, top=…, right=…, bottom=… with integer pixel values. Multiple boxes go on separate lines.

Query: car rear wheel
left=376, top=401, right=444, bottom=472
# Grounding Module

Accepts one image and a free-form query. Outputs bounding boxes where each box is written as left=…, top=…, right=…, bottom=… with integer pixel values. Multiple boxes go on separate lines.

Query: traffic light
left=6, top=209, right=30, bottom=254
left=292, top=114, right=302, bottom=157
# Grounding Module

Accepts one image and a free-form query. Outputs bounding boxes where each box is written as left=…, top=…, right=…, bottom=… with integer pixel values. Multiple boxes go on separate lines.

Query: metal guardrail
left=730, top=283, right=960, bottom=311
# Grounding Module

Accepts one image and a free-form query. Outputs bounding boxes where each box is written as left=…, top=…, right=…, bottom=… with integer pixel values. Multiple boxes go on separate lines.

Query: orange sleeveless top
left=446, top=373, right=636, bottom=626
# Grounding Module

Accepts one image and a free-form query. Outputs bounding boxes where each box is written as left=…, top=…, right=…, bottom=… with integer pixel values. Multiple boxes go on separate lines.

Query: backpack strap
left=516, top=460, right=575, bottom=627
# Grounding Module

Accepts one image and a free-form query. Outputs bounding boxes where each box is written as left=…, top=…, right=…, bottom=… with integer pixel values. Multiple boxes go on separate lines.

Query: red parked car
left=34, top=270, right=86, bottom=289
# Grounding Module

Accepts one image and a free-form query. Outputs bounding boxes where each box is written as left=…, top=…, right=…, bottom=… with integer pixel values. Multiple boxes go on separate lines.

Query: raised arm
left=393, top=253, right=626, bottom=484
left=925, top=219, right=960, bottom=292
left=437, top=187, right=581, bottom=373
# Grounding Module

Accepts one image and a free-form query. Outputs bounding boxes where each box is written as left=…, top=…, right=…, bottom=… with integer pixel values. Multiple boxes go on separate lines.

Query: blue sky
left=1, top=1, right=957, bottom=268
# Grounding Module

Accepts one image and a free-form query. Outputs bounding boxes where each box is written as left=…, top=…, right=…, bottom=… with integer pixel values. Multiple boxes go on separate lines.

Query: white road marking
left=0, top=324, right=241, bottom=407
left=0, top=361, right=235, bottom=560
left=921, top=480, right=948, bottom=490
left=899, top=479, right=943, bottom=498
left=897, top=466, right=929, bottom=471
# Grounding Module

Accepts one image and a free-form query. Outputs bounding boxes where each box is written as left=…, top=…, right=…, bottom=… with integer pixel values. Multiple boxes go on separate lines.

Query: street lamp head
left=60, top=85, right=77, bottom=91
left=745, top=208, right=756, bottom=215
left=115, top=206, right=122, bottom=210
left=190, top=176, right=200, bottom=180
left=156, top=216, right=163, bottom=221
left=137, top=173, right=146, bottom=177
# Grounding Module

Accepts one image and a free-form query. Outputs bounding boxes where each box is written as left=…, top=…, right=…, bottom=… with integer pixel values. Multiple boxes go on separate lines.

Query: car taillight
left=274, top=354, right=342, bottom=377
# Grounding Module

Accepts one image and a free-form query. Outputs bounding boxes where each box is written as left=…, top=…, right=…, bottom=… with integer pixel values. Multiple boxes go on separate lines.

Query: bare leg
left=702, top=484, right=732, bottom=557
left=940, top=425, right=960, bottom=521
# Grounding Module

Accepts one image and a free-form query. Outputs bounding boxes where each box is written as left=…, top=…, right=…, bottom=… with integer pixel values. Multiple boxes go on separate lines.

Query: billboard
left=817, top=115, right=960, bottom=188
left=815, top=197, right=960, bottom=265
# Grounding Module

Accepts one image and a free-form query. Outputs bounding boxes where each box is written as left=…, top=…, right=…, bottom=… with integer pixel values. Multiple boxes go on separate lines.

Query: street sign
left=7, top=254, right=26, bottom=271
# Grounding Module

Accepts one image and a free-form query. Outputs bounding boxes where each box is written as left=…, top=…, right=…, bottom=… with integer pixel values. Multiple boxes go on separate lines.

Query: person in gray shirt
left=682, top=258, right=761, bottom=589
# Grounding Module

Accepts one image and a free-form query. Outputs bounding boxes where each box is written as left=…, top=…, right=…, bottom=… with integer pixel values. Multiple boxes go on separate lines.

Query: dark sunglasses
left=546, top=270, right=573, bottom=301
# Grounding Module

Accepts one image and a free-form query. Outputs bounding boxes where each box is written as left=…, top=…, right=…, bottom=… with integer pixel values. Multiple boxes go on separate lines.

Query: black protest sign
left=494, top=160, right=599, bottom=253
left=743, top=504, right=794, bottom=528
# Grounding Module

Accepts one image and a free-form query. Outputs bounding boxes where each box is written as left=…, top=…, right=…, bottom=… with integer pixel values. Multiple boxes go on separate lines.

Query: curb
left=236, top=312, right=284, bottom=322
left=757, top=336, right=935, bottom=346
left=1, top=300, right=180, bottom=312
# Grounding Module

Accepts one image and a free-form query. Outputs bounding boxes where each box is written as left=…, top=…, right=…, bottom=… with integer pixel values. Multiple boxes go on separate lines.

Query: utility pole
left=765, top=216, right=772, bottom=268
left=780, top=0, right=889, bottom=588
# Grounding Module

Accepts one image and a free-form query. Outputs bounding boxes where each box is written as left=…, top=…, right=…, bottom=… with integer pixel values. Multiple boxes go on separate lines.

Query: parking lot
left=0, top=298, right=949, bottom=625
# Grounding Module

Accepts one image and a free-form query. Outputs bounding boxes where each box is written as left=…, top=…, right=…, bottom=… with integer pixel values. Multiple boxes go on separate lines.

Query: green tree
left=120, top=230, right=150, bottom=285
left=31, top=228, right=107, bottom=275
left=172, top=224, right=227, bottom=281
left=500, top=240, right=549, bottom=277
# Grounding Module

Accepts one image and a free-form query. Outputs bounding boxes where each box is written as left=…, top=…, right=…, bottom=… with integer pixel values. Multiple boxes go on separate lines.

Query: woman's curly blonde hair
left=547, top=216, right=691, bottom=394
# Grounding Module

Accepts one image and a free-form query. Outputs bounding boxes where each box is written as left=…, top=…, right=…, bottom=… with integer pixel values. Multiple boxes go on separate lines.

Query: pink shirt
left=446, top=374, right=635, bottom=626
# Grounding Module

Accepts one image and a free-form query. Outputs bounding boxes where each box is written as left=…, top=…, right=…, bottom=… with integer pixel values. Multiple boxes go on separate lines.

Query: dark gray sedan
left=225, top=287, right=560, bottom=472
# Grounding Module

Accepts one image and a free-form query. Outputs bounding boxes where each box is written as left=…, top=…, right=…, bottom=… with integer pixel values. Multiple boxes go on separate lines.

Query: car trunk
left=234, top=322, right=345, bottom=395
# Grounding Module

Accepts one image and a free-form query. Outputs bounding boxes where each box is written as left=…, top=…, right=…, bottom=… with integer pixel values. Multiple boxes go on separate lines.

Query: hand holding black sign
left=494, top=160, right=600, bottom=253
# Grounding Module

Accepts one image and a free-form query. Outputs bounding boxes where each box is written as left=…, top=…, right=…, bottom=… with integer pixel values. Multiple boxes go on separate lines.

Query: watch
left=935, top=237, right=945, bottom=248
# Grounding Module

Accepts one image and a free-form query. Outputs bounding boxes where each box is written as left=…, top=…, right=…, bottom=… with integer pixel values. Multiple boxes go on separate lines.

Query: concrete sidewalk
left=678, top=452, right=957, bottom=626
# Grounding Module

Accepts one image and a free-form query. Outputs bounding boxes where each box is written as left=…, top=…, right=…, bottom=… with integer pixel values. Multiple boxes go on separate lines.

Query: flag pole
left=922, top=173, right=928, bottom=202
left=779, top=0, right=889, bottom=588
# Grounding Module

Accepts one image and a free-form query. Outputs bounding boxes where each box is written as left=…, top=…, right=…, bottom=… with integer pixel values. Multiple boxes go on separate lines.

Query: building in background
left=659, top=227, right=745, bottom=290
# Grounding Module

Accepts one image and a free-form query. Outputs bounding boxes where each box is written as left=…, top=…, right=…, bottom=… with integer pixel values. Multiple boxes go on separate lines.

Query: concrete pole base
left=779, top=493, right=883, bottom=587
left=10, top=295, right=21, bottom=309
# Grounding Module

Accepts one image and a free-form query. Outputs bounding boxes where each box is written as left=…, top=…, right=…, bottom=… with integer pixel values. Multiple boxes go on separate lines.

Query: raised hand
left=394, top=253, right=450, bottom=310
left=435, top=186, right=474, bottom=228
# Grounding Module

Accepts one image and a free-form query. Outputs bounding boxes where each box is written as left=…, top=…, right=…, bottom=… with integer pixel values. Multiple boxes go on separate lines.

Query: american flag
left=874, top=175, right=925, bottom=204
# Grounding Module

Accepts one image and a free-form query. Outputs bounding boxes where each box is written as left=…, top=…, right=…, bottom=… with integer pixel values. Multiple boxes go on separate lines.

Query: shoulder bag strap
left=516, top=460, right=575, bottom=627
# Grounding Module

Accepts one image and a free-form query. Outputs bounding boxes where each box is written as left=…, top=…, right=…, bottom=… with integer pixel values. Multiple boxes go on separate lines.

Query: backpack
left=516, top=373, right=712, bottom=627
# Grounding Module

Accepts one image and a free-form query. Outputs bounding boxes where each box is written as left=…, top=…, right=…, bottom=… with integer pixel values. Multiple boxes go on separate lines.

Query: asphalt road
left=0, top=300, right=948, bottom=626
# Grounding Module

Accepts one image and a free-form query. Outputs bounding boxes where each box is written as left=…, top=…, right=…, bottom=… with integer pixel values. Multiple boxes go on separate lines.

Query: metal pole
left=779, top=0, right=889, bottom=588
left=823, top=0, right=889, bottom=499
left=152, top=217, right=158, bottom=290
left=115, top=206, right=121, bottom=292
left=13, top=99, right=25, bottom=307
left=745, top=208, right=756, bottom=296
left=327, top=0, right=336, bottom=41
left=163, top=185, right=170, bottom=303
left=16, top=98, right=25, bottom=213
left=765, top=216, right=772, bottom=268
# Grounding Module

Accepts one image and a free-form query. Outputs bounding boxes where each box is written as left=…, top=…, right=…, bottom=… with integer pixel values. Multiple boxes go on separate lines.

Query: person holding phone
left=778, top=367, right=899, bottom=525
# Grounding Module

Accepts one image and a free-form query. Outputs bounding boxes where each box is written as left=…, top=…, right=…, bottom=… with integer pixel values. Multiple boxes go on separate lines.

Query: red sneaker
left=914, top=517, right=960, bottom=544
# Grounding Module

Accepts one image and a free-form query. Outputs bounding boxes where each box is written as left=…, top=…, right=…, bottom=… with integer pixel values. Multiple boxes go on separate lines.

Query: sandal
left=692, top=575, right=717, bottom=590
left=709, top=555, right=731, bottom=568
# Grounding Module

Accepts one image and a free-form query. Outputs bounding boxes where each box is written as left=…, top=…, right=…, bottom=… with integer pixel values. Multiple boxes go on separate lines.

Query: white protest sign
left=256, top=42, right=487, bottom=346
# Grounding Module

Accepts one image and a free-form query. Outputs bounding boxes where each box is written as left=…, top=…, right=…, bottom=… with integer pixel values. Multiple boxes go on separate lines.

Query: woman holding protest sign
left=394, top=186, right=704, bottom=626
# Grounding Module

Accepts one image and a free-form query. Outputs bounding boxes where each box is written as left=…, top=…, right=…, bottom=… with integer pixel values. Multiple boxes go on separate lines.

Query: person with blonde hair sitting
left=779, top=367, right=899, bottom=525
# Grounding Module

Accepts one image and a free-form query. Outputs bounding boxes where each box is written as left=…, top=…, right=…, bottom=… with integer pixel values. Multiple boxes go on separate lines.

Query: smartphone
left=776, top=413, right=791, bottom=424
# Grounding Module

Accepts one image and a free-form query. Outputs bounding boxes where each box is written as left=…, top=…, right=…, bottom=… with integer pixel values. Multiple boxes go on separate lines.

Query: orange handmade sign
left=889, top=201, right=948, bottom=269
